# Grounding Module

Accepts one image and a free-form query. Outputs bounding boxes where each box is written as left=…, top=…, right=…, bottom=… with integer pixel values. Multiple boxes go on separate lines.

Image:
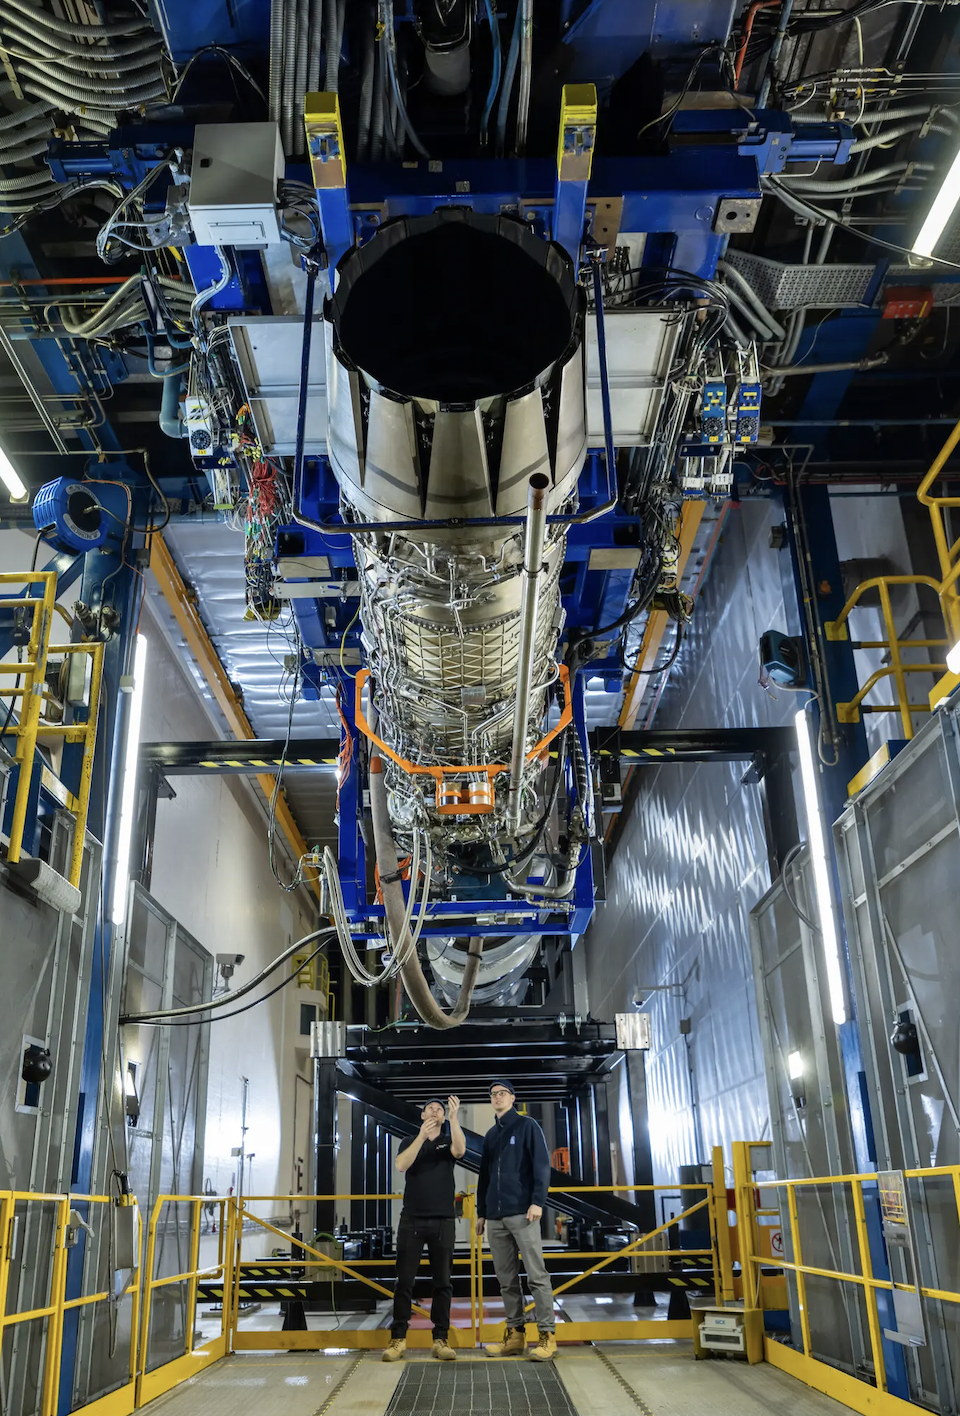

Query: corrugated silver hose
left=281, top=0, right=298, bottom=155
left=294, top=0, right=310, bottom=156
left=269, top=0, right=284, bottom=123
left=306, top=0, right=323, bottom=97
left=370, top=755, right=485, bottom=1028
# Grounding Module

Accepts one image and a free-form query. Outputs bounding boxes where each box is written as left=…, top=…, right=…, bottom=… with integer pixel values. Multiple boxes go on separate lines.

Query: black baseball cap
left=422, top=1096, right=446, bottom=1110
left=489, top=1079, right=516, bottom=1095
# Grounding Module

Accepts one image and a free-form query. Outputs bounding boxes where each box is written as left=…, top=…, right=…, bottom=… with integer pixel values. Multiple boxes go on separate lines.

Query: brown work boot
left=382, top=1337, right=406, bottom=1362
left=432, top=1337, right=456, bottom=1360
left=529, top=1330, right=557, bottom=1361
left=486, top=1326, right=526, bottom=1356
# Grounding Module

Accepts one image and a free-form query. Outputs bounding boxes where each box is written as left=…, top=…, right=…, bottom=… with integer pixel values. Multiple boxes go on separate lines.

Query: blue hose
left=159, top=371, right=186, bottom=439
left=142, top=325, right=191, bottom=378
left=481, top=0, right=502, bottom=147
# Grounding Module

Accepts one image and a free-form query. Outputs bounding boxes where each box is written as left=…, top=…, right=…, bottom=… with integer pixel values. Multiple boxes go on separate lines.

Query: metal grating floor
left=385, top=1363, right=578, bottom=1416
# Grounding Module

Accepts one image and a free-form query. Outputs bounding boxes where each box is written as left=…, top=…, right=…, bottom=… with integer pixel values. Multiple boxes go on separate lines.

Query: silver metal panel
left=749, top=857, right=865, bottom=1373
left=228, top=309, right=681, bottom=455
left=836, top=704, right=960, bottom=1410
left=0, top=824, right=103, bottom=1416
left=114, top=884, right=213, bottom=1377
left=584, top=499, right=801, bottom=1183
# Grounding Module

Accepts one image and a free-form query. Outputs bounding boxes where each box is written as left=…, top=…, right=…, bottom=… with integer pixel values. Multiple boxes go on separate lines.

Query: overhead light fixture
left=0, top=445, right=29, bottom=503
left=913, top=146, right=960, bottom=259
left=124, top=1061, right=140, bottom=1125
left=947, top=640, right=960, bottom=676
left=794, top=708, right=847, bottom=1026
left=111, top=633, right=148, bottom=927
left=788, top=1050, right=804, bottom=1080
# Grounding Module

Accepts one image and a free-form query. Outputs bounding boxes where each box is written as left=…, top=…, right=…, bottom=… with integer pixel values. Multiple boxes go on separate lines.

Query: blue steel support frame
left=59, top=538, right=147, bottom=1416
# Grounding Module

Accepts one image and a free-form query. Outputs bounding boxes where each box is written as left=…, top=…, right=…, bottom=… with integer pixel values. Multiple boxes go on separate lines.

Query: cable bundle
left=0, top=0, right=168, bottom=212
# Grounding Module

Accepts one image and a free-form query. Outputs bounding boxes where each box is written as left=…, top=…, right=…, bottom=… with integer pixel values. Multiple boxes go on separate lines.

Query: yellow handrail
left=0, top=572, right=104, bottom=888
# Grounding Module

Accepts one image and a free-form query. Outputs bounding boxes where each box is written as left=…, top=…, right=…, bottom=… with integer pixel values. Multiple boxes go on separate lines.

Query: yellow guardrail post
left=711, top=1146, right=735, bottom=1304
left=0, top=1192, right=13, bottom=1340
left=186, top=1199, right=201, bottom=1354
left=220, top=1199, right=236, bottom=1353
left=137, top=1196, right=163, bottom=1400
left=732, top=1142, right=765, bottom=1363
left=850, top=1179, right=887, bottom=1393
left=785, top=1183, right=811, bottom=1357
left=61, top=639, right=105, bottom=889
left=41, top=1196, right=70, bottom=1416
left=461, top=1191, right=478, bottom=1348
left=4, top=571, right=57, bottom=864
left=917, top=414, right=960, bottom=642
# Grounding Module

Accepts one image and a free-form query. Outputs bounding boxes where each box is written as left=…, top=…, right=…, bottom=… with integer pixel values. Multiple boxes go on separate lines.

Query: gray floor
left=140, top=1343, right=859, bottom=1416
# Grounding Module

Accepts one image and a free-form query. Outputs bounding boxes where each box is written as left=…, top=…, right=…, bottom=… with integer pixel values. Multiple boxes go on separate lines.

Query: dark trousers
left=390, top=1213, right=455, bottom=1340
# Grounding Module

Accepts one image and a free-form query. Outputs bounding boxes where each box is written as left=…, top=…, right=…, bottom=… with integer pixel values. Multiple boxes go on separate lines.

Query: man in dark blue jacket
left=476, top=1079, right=557, bottom=1361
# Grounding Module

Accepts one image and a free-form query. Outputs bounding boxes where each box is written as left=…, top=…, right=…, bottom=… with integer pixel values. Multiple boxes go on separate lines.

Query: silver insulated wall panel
left=835, top=702, right=960, bottom=1412
left=749, top=855, right=867, bottom=1377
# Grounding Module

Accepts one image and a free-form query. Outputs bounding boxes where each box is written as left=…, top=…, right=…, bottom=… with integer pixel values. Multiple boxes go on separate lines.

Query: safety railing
left=0, top=1190, right=141, bottom=1416
left=825, top=576, right=948, bottom=740
left=822, top=415, right=960, bottom=747
left=0, top=570, right=105, bottom=888
left=224, top=1178, right=730, bottom=1351
left=36, top=1156, right=960, bottom=1411
left=734, top=1142, right=960, bottom=1407
left=137, top=1194, right=235, bottom=1405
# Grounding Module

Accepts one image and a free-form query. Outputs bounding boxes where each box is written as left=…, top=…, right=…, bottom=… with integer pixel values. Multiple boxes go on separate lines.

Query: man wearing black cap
left=477, top=1079, right=556, bottom=1361
left=383, top=1095, right=465, bottom=1363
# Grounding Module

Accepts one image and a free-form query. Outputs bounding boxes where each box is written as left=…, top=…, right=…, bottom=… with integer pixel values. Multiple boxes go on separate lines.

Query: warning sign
left=770, top=1229, right=784, bottom=1256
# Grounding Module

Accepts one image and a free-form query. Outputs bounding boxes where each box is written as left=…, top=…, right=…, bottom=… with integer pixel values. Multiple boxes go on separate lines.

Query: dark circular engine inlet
left=330, top=211, right=580, bottom=403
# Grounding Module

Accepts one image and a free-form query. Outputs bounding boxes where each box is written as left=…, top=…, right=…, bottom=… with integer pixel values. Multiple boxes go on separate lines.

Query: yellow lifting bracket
left=304, top=92, right=346, bottom=189
left=557, top=83, right=597, bottom=183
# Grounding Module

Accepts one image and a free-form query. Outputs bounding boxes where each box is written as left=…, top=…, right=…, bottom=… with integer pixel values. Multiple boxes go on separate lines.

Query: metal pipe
left=515, top=0, right=532, bottom=155
left=762, top=355, right=888, bottom=376
left=0, top=324, right=68, bottom=453
left=369, top=752, right=484, bottom=1028
left=506, top=472, right=550, bottom=837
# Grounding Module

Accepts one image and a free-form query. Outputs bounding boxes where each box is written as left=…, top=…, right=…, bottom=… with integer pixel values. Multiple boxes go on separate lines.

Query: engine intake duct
left=324, top=208, right=587, bottom=523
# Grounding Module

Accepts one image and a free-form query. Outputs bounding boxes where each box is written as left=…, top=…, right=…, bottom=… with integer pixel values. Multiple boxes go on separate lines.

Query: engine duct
left=324, top=210, right=587, bottom=855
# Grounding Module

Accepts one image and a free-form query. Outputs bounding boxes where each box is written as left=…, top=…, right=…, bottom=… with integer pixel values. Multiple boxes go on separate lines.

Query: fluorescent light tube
left=914, top=146, right=960, bottom=259
left=0, top=446, right=28, bottom=502
left=947, top=640, right=960, bottom=676
left=788, top=1050, right=804, bottom=1080
left=111, top=634, right=148, bottom=927
left=795, top=708, right=847, bottom=1026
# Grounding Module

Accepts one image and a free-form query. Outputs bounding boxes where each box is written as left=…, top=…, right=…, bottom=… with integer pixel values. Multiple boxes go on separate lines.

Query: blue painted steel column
left=337, top=672, right=365, bottom=916
left=59, top=502, right=147, bottom=1416
left=305, top=92, right=354, bottom=276
left=553, top=85, right=597, bottom=270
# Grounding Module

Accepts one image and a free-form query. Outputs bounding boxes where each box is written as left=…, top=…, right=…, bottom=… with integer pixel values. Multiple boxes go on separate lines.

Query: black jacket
left=477, top=1108, right=550, bottom=1219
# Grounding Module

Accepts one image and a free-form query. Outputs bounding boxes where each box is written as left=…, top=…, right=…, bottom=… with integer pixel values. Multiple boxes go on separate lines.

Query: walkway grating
left=384, top=1363, right=578, bottom=1416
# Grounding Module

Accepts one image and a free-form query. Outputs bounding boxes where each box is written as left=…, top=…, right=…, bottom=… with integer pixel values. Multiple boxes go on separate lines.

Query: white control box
left=698, top=1307, right=746, bottom=1353
left=188, top=122, right=284, bottom=248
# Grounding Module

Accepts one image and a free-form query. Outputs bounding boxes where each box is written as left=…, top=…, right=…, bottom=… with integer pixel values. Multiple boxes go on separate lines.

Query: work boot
left=432, top=1337, right=457, bottom=1360
left=382, top=1337, right=406, bottom=1362
left=529, top=1330, right=557, bottom=1361
left=486, top=1326, right=526, bottom=1356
